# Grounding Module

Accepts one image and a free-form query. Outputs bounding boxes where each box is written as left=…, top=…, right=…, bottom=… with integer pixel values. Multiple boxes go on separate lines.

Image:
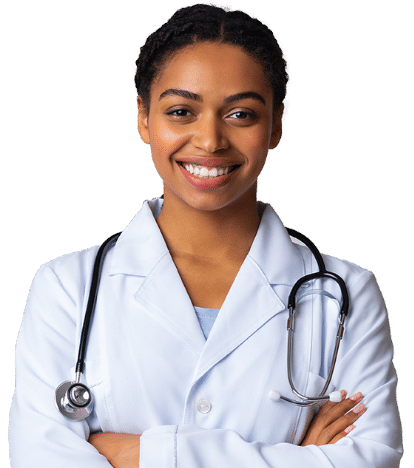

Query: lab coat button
left=196, top=399, right=211, bottom=414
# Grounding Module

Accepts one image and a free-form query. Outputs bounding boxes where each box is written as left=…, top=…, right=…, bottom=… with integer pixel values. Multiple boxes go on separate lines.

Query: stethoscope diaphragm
left=55, top=381, right=94, bottom=421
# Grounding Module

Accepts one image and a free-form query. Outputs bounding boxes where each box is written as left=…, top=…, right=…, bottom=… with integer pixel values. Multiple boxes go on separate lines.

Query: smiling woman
left=9, top=3, right=403, bottom=468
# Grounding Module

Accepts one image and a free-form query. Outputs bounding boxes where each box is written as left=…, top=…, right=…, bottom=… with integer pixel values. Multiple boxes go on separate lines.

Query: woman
left=9, top=4, right=402, bottom=467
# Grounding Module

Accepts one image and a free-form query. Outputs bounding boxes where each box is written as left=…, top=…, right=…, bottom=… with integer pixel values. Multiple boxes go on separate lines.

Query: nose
left=191, top=115, right=229, bottom=153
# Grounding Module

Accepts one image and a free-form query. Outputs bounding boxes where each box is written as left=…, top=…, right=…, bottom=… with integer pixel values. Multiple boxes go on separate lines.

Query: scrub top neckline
left=193, top=306, right=220, bottom=340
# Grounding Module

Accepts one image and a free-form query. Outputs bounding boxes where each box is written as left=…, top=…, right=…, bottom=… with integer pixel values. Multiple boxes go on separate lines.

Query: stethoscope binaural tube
left=269, top=228, right=350, bottom=407
left=55, top=232, right=121, bottom=421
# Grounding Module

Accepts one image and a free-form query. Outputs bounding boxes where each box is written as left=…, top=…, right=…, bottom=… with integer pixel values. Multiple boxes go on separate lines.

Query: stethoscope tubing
left=56, top=226, right=350, bottom=420
left=75, top=232, right=121, bottom=377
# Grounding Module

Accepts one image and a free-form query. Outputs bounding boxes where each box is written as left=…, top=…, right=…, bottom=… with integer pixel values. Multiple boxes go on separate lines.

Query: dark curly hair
left=135, top=4, right=288, bottom=113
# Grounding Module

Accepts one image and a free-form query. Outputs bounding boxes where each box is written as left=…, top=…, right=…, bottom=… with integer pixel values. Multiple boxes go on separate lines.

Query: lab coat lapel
left=133, top=253, right=207, bottom=355
left=192, top=204, right=306, bottom=382
left=109, top=198, right=206, bottom=355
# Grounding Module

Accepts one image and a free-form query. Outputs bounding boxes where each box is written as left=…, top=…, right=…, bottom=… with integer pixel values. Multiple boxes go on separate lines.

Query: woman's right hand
left=300, top=390, right=366, bottom=446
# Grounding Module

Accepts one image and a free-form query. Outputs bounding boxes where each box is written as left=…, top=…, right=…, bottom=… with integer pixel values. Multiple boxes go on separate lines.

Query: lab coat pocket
left=305, top=371, right=336, bottom=398
left=291, top=371, right=337, bottom=445
left=70, top=359, right=102, bottom=387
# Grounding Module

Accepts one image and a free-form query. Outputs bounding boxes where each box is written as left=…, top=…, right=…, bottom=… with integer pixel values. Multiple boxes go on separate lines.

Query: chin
left=167, top=185, right=257, bottom=215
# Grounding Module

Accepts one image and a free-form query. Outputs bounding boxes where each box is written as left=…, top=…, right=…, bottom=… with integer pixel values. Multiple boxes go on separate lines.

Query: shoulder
left=27, top=197, right=159, bottom=308
left=44, top=244, right=99, bottom=271
left=319, top=252, right=387, bottom=332
left=323, top=252, right=384, bottom=309
left=321, top=251, right=386, bottom=310
left=29, top=245, right=100, bottom=308
left=42, top=244, right=99, bottom=278
left=295, top=239, right=375, bottom=286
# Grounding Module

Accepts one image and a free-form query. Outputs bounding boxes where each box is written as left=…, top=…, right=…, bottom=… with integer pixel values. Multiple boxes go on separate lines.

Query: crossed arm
left=88, top=390, right=365, bottom=467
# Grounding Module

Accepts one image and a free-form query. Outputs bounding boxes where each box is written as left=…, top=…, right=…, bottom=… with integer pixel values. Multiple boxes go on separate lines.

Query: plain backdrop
left=1, top=0, right=412, bottom=466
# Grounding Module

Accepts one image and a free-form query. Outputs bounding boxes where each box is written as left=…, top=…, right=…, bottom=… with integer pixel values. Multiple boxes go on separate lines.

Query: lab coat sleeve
left=138, top=270, right=403, bottom=468
left=9, top=262, right=112, bottom=467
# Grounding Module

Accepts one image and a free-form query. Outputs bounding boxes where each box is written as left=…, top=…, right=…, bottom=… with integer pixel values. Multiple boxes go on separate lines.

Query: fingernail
left=352, top=403, right=365, bottom=414
left=340, top=390, right=347, bottom=400
left=349, top=392, right=363, bottom=401
left=344, top=424, right=355, bottom=434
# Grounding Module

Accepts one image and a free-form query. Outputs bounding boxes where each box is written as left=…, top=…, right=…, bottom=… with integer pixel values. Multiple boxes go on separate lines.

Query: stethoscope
left=55, top=228, right=349, bottom=421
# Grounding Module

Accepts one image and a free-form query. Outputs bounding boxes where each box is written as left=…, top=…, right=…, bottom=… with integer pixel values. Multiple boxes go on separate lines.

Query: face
left=138, top=42, right=283, bottom=213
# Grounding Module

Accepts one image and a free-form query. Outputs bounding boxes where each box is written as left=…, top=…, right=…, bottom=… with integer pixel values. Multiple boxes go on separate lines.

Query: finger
left=329, top=424, right=355, bottom=444
left=315, top=392, right=364, bottom=428
left=330, top=402, right=366, bottom=433
left=317, top=390, right=348, bottom=416
left=320, top=403, right=366, bottom=445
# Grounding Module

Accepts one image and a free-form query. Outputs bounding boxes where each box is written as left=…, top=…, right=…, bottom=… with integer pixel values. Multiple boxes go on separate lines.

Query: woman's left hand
left=88, top=432, right=141, bottom=467
left=300, top=391, right=365, bottom=446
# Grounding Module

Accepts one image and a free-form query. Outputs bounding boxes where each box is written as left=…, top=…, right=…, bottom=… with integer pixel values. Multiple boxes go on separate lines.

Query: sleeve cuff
left=139, top=425, right=178, bottom=468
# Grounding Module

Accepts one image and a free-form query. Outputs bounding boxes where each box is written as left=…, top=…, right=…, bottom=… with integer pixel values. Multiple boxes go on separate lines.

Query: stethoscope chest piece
left=55, top=380, right=94, bottom=421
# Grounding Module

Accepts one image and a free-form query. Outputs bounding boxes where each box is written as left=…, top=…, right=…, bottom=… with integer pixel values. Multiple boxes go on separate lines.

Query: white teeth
left=182, top=163, right=233, bottom=179
left=200, top=167, right=209, bottom=177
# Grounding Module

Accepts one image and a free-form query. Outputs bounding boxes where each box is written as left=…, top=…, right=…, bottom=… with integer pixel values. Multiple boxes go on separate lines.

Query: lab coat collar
left=109, top=198, right=305, bottom=287
left=108, top=198, right=168, bottom=277
left=248, top=202, right=305, bottom=286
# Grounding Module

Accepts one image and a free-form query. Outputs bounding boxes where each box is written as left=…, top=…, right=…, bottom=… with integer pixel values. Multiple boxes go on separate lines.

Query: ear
left=269, top=104, right=284, bottom=150
left=137, top=97, right=150, bottom=145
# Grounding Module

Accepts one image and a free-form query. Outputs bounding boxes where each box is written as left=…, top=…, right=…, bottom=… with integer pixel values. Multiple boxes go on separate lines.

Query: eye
left=167, top=108, right=193, bottom=118
left=228, top=110, right=257, bottom=121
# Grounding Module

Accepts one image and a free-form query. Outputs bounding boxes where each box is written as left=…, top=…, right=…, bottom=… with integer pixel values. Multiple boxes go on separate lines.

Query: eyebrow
left=158, top=88, right=266, bottom=105
left=159, top=89, right=202, bottom=102
left=224, top=92, right=266, bottom=106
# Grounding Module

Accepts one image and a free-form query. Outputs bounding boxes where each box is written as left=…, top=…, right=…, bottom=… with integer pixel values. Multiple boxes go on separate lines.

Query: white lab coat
left=9, top=198, right=403, bottom=467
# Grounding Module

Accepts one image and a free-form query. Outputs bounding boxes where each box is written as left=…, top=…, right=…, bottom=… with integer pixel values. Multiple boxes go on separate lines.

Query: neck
left=156, top=188, right=261, bottom=263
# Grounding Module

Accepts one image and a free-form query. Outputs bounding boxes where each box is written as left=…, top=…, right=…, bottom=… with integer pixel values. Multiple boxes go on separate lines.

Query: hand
left=89, top=432, right=141, bottom=468
left=301, top=390, right=366, bottom=446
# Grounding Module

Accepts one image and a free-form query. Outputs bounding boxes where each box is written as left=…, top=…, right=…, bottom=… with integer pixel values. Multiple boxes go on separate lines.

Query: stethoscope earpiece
left=328, top=391, right=343, bottom=403
left=55, top=381, right=94, bottom=421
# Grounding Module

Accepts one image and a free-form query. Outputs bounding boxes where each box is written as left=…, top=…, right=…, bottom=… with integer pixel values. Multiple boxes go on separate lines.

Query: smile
left=180, top=163, right=236, bottom=179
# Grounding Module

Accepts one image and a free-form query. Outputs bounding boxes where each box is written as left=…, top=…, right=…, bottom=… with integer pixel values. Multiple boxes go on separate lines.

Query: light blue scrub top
left=194, top=307, right=220, bottom=339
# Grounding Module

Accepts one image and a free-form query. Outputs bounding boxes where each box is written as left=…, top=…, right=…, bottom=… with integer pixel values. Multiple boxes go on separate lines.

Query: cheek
left=149, top=121, right=190, bottom=158
left=238, top=127, right=271, bottom=162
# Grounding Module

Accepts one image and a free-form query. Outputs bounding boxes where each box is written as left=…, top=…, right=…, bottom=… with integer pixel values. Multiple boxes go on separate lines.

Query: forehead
left=151, top=42, right=271, bottom=102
